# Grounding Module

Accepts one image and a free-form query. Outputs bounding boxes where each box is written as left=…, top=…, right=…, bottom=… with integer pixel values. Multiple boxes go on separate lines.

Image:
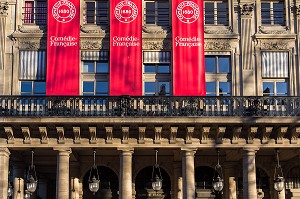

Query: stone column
left=55, top=148, right=71, bottom=199
left=12, top=161, right=25, bottom=199
left=173, top=162, right=182, bottom=199
left=223, top=162, right=237, bottom=199
left=0, top=148, right=10, bottom=199
left=119, top=148, right=133, bottom=199
left=243, top=148, right=257, bottom=199
left=182, top=149, right=196, bottom=199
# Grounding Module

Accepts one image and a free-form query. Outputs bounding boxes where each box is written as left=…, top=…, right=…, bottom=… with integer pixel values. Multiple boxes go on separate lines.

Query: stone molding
left=16, top=25, right=47, bottom=33
left=17, top=38, right=46, bottom=50
left=258, top=39, right=289, bottom=50
left=204, top=39, right=232, bottom=50
left=204, top=26, right=233, bottom=34
left=80, top=38, right=104, bottom=50
left=240, top=3, right=254, bottom=16
left=142, top=26, right=171, bottom=34
left=258, top=26, right=290, bottom=34
left=142, top=38, right=172, bottom=50
left=80, top=25, right=107, bottom=34
left=0, top=2, right=8, bottom=15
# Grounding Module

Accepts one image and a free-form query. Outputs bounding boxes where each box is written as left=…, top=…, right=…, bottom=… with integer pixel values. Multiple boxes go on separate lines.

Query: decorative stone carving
left=204, top=26, right=233, bottom=34
left=232, top=127, right=242, bottom=144
left=240, top=3, right=254, bottom=16
left=276, top=127, right=288, bottom=144
left=18, top=38, right=47, bottom=50
left=142, top=39, right=172, bottom=50
left=73, top=127, right=81, bottom=144
left=4, top=127, right=14, bottom=144
left=80, top=25, right=107, bottom=34
left=80, top=39, right=102, bottom=50
left=261, top=127, right=272, bottom=144
left=259, top=39, right=288, bottom=50
left=258, top=26, right=289, bottom=34
left=142, top=26, right=171, bottom=34
left=204, top=39, right=232, bottom=50
left=201, top=126, right=210, bottom=144
left=0, top=2, right=9, bottom=15
left=21, top=127, right=31, bottom=144
left=216, top=127, right=226, bottom=144
left=56, top=127, right=65, bottom=144
left=246, top=127, right=258, bottom=144
left=39, top=127, right=48, bottom=144
left=122, top=127, right=129, bottom=144
left=186, top=127, right=194, bottom=144
left=154, top=127, right=162, bottom=144
left=290, top=127, right=300, bottom=144
left=89, top=127, right=97, bottom=144
left=170, top=127, right=178, bottom=144
left=138, top=127, right=146, bottom=144
left=105, top=127, right=113, bottom=144
left=17, top=25, right=46, bottom=33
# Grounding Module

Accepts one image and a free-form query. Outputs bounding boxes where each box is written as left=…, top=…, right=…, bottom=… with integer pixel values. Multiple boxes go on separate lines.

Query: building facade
left=0, top=0, right=300, bottom=199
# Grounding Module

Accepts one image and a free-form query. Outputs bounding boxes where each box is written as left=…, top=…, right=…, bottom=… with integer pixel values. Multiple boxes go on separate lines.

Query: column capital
left=53, top=147, right=72, bottom=155
left=118, top=148, right=134, bottom=154
left=242, top=147, right=259, bottom=155
left=0, top=147, right=10, bottom=157
left=181, top=148, right=197, bottom=156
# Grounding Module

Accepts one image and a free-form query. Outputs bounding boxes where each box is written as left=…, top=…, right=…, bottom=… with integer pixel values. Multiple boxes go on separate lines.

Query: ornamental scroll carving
left=142, top=39, right=172, bottom=50
left=0, top=2, right=8, bottom=15
left=240, top=3, right=254, bottom=16
left=204, top=39, right=232, bottom=50
left=18, top=38, right=46, bottom=50
left=259, top=39, right=289, bottom=50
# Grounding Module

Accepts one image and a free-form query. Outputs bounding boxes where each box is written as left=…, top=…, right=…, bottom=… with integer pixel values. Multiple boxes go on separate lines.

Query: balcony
left=0, top=96, right=299, bottom=117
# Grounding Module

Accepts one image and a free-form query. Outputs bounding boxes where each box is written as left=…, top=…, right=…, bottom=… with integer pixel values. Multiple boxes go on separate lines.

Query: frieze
left=204, top=26, right=233, bottom=34
left=259, top=39, right=288, bottom=50
left=240, top=3, right=254, bottom=16
left=258, top=26, right=289, bottom=34
left=204, top=39, right=232, bottom=50
left=80, top=38, right=102, bottom=50
left=18, top=38, right=46, bottom=50
left=142, top=26, right=171, bottom=34
left=80, top=25, right=107, bottom=34
left=17, top=25, right=46, bottom=33
left=142, top=39, right=172, bottom=50
left=0, top=2, right=8, bottom=15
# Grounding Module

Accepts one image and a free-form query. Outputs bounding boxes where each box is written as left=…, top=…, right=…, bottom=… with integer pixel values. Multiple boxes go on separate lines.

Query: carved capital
left=0, top=2, right=9, bottom=15
left=240, top=3, right=254, bottom=16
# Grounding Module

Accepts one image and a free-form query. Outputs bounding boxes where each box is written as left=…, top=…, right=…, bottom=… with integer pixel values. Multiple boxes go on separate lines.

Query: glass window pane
left=206, top=82, right=216, bottom=96
left=205, top=57, right=216, bottom=73
left=145, top=82, right=156, bottom=92
left=218, top=56, right=230, bottom=73
left=96, top=62, right=108, bottom=73
left=83, top=61, right=95, bottom=72
left=276, top=82, right=287, bottom=96
left=204, top=3, right=214, bottom=24
left=21, top=82, right=32, bottom=93
left=219, top=82, right=231, bottom=96
left=83, top=81, right=94, bottom=92
left=144, top=65, right=155, bottom=73
left=33, top=82, right=46, bottom=94
left=263, top=82, right=274, bottom=96
left=96, top=81, right=108, bottom=94
left=157, top=65, right=170, bottom=73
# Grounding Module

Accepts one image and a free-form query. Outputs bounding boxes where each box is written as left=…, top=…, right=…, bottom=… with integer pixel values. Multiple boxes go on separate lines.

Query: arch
left=195, top=166, right=222, bottom=199
left=82, top=166, right=119, bottom=199
left=135, top=166, right=171, bottom=199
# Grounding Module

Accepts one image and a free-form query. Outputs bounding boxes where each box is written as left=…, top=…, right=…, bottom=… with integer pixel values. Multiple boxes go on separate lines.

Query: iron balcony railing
left=0, top=96, right=299, bottom=117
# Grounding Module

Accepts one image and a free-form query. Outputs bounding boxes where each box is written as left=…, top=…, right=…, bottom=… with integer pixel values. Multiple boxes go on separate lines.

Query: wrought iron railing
left=0, top=96, right=299, bottom=117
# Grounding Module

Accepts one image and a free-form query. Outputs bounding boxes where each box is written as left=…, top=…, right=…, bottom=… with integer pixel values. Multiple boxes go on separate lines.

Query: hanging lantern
left=26, top=150, right=38, bottom=193
left=88, top=150, right=100, bottom=195
left=24, top=190, right=31, bottom=199
left=7, top=182, right=13, bottom=197
left=274, top=149, right=285, bottom=193
left=151, top=149, right=163, bottom=192
left=212, top=149, right=224, bottom=193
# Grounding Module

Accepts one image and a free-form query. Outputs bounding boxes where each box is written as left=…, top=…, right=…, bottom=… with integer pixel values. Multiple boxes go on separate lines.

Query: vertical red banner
left=172, top=0, right=206, bottom=96
left=47, top=0, right=80, bottom=95
left=110, top=0, right=142, bottom=96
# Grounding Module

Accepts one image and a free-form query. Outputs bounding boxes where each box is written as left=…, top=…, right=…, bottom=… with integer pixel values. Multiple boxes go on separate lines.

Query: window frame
left=260, top=0, right=286, bottom=26
left=20, top=81, right=46, bottom=95
left=144, top=0, right=170, bottom=26
left=23, top=0, right=47, bottom=25
left=84, top=0, right=109, bottom=25
left=204, top=0, right=229, bottom=25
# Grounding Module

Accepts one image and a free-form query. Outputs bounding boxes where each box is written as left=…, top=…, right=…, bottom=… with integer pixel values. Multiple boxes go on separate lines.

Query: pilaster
left=0, top=147, right=10, bottom=199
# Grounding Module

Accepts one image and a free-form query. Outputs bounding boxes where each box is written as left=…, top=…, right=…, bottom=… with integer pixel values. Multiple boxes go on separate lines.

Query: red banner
left=172, top=0, right=206, bottom=96
left=110, top=0, right=142, bottom=96
left=46, top=0, right=80, bottom=95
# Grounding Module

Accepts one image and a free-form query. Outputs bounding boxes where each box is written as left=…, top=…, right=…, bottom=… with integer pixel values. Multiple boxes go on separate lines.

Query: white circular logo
left=114, top=1, right=138, bottom=23
left=52, top=0, right=76, bottom=23
left=176, top=1, right=200, bottom=24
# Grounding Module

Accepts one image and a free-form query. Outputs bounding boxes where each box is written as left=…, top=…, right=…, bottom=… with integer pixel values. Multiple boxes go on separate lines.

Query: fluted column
left=182, top=149, right=196, bottom=199
left=119, top=148, right=133, bottom=199
left=243, top=148, right=258, bottom=199
left=12, top=161, right=25, bottom=199
left=0, top=148, right=10, bottom=199
left=173, top=161, right=182, bottom=199
left=55, top=148, right=72, bottom=199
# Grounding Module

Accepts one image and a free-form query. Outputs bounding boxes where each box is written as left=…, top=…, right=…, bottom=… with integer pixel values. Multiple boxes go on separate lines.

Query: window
left=144, top=0, right=169, bottom=25
left=261, top=0, right=285, bottom=25
left=143, top=51, right=171, bottom=96
left=262, top=52, right=289, bottom=96
left=204, top=1, right=228, bottom=25
left=23, top=0, right=47, bottom=25
left=85, top=0, right=109, bottom=25
left=81, top=51, right=109, bottom=95
left=205, top=55, right=231, bottom=96
left=20, top=81, right=46, bottom=95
